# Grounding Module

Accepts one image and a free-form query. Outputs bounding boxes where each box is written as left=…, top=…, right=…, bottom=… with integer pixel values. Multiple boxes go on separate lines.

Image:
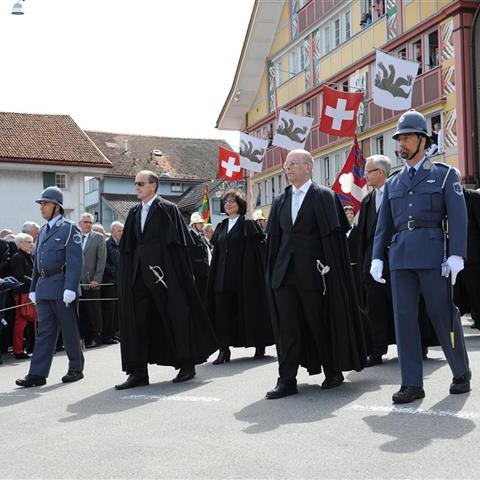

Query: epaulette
left=433, top=161, right=450, bottom=169
left=387, top=169, right=401, bottom=180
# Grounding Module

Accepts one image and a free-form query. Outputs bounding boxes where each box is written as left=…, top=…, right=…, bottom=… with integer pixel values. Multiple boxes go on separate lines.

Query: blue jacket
left=31, top=217, right=83, bottom=300
left=373, top=159, right=467, bottom=270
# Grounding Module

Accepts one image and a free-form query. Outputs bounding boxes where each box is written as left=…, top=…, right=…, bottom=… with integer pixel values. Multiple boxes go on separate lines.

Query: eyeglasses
left=365, top=168, right=380, bottom=174
left=81, top=221, right=93, bottom=224
left=284, top=161, right=306, bottom=169
left=223, top=199, right=237, bottom=204
left=134, top=181, right=146, bottom=187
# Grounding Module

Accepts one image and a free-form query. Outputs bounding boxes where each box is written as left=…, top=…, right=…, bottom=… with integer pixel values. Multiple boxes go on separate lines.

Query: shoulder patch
left=453, top=182, right=463, bottom=196
left=73, top=233, right=82, bottom=245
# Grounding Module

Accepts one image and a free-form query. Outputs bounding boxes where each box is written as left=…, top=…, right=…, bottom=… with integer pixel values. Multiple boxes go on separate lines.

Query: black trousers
left=78, top=287, right=102, bottom=342
left=460, top=266, right=480, bottom=323
left=273, top=268, right=333, bottom=380
left=101, top=284, right=118, bottom=339
left=363, top=275, right=394, bottom=356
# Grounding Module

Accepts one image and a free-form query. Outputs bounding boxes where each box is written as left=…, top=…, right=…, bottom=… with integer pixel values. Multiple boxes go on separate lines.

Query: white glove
left=446, top=255, right=464, bottom=286
left=28, top=292, right=36, bottom=304
left=370, top=259, right=386, bottom=284
left=63, top=289, right=76, bottom=306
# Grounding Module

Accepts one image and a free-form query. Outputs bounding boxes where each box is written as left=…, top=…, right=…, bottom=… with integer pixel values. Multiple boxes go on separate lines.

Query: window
left=304, top=100, right=311, bottom=116
left=334, top=19, right=341, bottom=47
left=426, top=30, right=439, bottom=69
left=323, top=26, right=330, bottom=55
left=171, top=183, right=182, bottom=192
left=374, top=136, right=384, bottom=155
left=43, top=172, right=55, bottom=188
left=55, top=173, right=67, bottom=189
left=85, top=177, right=98, bottom=194
left=323, top=156, right=331, bottom=186
left=345, top=11, right=351, bottom=40
left=275, top=61, right=283, bottom=87
left=397, top=47, right=407, bottom=60
left=271, top=177, right=276, bottom=201
left=334, top=153, right=343, bottom=178
left=412, top=39, right=423, bottom=74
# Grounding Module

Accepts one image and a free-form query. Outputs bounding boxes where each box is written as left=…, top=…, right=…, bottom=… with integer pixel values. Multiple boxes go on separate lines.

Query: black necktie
left=409, top=167, right=416, bottom=180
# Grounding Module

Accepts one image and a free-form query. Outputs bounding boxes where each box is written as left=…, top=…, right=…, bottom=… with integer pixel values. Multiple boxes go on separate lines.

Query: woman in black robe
left=207, top=189, right=273, bottom=364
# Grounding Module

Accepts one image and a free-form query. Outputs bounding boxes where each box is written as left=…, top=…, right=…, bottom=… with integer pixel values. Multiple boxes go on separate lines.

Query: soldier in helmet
left=371, top=109, right=470, bottom=404
left=15, top=187, right=84, bottom=387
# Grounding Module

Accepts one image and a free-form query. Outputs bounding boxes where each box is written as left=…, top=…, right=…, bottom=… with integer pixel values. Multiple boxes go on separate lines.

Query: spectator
left=10, top=233, right=35, bottom=359
left=360, top=12, right=372, bottom=28
left=92, top=223, right=107, bottom=238
left=22, top=222, right=40, bottom=243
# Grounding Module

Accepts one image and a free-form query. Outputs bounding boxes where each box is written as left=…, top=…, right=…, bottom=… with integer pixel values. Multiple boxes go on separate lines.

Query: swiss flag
left=218, top=147, right=243, bottom=180
left=331, top=137, right=367, bottom=214
left=319, top=85, right=364, bottom=137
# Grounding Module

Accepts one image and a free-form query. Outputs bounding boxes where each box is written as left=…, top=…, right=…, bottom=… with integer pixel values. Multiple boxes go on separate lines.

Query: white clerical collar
left=142, top=196, right=156, bottom=209
left=292, top=178, right=312, bottom=195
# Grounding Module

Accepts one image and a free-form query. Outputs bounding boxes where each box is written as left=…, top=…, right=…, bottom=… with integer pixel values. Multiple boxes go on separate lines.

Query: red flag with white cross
left=218, top=147, right=243, bottom=180
left=319, top=85, right=364, bottom=137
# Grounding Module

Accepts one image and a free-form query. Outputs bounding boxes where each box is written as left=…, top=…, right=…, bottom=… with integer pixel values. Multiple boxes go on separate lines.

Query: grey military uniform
left=373, top=158, right=469, bottom=387
left=29, top=217, right=84, bottom=377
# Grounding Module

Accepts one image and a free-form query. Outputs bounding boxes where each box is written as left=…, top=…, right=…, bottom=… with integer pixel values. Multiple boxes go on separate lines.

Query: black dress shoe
left=253, top=347, right=265, bottom=358
left=392, top=386, right=425, bottom=404
left=212, top=348, right=231, bottom=365
left=55, top=345, right=64, bottom=352
left=14, top=352, right=30, bottom=360
left=173, top=367, right=196, bottom=383
left=62, top=371, right=84, bottom=383
left=365, top=355, right=383, bottom=367
left=15, top=374, right=46, bottom=388
left=85, top=340, right=101, bottom=349
left=115, top=374, right=149, bottom=390
left=102, top=337, right=118, bottom=345
left=321, top=373, right=344, bottom=389
left=422, top=347, right=428, bottom=360
left=450, top=369, right=471, bottom=394
left=266, top=378, right=298, bottom=399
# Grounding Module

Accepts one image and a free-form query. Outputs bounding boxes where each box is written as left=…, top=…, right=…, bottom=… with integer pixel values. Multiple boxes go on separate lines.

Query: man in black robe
left=187, top=212, right=210, bottom=302
left=265, top=149, right=366, bottom=399
left=115, top=170, right=218, bottom=390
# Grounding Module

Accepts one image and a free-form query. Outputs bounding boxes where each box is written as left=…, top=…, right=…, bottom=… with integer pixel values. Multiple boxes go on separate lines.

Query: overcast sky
left=0, top=0, right=255, bottom=148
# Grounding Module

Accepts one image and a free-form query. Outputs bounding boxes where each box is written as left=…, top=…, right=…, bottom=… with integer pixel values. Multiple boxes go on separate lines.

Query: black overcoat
left=266, top=183, right=367, bottom=374
left=206, top=215, right=274, bottom=348
left=118, top=196, right=218, bottom=371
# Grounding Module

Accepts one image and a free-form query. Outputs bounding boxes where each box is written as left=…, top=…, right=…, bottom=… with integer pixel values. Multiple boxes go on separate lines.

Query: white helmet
left=190, top=212, right=204, bottom=226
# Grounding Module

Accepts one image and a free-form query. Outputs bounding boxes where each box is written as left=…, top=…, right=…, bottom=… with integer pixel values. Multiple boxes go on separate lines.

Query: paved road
left=1, top=320, right=480, bottom=479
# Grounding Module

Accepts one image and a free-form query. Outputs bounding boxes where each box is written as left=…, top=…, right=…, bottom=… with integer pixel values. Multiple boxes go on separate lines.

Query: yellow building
left=217, top=0, right=480, bottom=216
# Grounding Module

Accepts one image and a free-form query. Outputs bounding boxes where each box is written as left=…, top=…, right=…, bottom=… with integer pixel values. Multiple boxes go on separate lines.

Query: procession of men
left=0, top=109, right=475, bottom=407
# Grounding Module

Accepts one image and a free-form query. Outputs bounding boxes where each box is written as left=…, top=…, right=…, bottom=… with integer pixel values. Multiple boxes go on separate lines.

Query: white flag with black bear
left=373, top=50, right=419, bottom=111
left=272, top=109, right=314, bottom=151
left=239, top=133, right=269, bottom=173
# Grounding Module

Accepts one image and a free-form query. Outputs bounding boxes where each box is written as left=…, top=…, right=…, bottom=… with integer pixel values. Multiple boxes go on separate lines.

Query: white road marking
left=346, top=404, right=480, bottom=419
left=121, top=394, right=220, bottom=402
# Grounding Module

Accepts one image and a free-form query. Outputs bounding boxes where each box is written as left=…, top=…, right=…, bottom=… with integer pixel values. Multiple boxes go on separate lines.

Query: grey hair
left=203, top=223, right=214, bottom=233
left=286, top=149, right=314, bottom=166
left=79, top=212, right=94, bottom=223
left=111, top=221, right=124, bottom=232
left=367, top=155, right=391, bottom=175
left=15, top=232, right=33, bottom=247
left=22, top=221, right=39, bottom=234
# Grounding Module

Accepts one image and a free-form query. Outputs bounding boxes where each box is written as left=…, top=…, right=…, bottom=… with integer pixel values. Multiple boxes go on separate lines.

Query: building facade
left=217, top=0, right=480, bottom=216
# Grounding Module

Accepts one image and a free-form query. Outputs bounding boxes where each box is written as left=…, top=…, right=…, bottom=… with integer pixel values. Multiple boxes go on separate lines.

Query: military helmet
left=190, top=212, right=204, bottom=226
left=36, top=186, right=64, bottom=207
left=393, top=109, right=431, bottom=147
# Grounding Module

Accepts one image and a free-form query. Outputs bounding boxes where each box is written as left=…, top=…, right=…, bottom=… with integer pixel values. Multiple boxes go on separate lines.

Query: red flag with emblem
left=319, top=85, right=364, bottom=137
left=218, top=147, right=243, bottom=180
left=331, top=136, right=366, bottom=214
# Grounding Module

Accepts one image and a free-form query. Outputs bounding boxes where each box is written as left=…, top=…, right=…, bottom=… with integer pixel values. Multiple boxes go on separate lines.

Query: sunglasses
left=134, top=181, right=147, bottom=187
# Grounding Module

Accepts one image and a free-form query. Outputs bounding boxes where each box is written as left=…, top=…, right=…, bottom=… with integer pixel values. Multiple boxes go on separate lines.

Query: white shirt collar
left=405, top=156, right=426, bottom=173
left=376, top=184, right=385, bottom=194
left=142, top=196, right=156, bottom=209
left=292, top=178, right=312, bottom=195
left=47, top=215, right=62, bottom=229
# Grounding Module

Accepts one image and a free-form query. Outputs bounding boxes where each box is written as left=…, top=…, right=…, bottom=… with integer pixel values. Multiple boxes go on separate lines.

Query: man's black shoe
left=173, top=367, right=196, bottom=383
left=15, top=374, right=46, bottom=388
left=62, top=371, right=84, bottom=383
left=365, top=355, right=383, bottom=367
left=321, top=373, right=344, bottom=390
left=422, top=347, right=428, bottom=360
left=102, top=337, right=118, bottom=345
left=14, top=352, right=30, bottom=360
left=85, top=340, right=101, bottom=349
left=254, top=347, right=265, bottom=358
left=392, top=386, right=425, bottom=404
left=450, top=369, right=471, bottom=394
left=266, top=378, right=298, bottom=399
left=115, top=374, right=149, bottom=390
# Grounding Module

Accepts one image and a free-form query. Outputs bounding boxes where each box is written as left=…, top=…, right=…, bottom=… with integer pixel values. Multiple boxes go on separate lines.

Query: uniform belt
left=396, top=220, right=443, bottom=232
left=39, top=265, right=65, bottom=278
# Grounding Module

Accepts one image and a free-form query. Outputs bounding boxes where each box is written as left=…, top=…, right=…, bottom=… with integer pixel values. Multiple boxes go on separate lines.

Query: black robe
left=266, top=183, right=367, bottom=374
left=206, top=215, right=274, bottom=348
left=118, top=196, right=218, bottom=371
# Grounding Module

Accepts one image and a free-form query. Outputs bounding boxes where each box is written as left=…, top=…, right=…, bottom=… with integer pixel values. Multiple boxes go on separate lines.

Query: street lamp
left=11, top=1, right=25, bottom=15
